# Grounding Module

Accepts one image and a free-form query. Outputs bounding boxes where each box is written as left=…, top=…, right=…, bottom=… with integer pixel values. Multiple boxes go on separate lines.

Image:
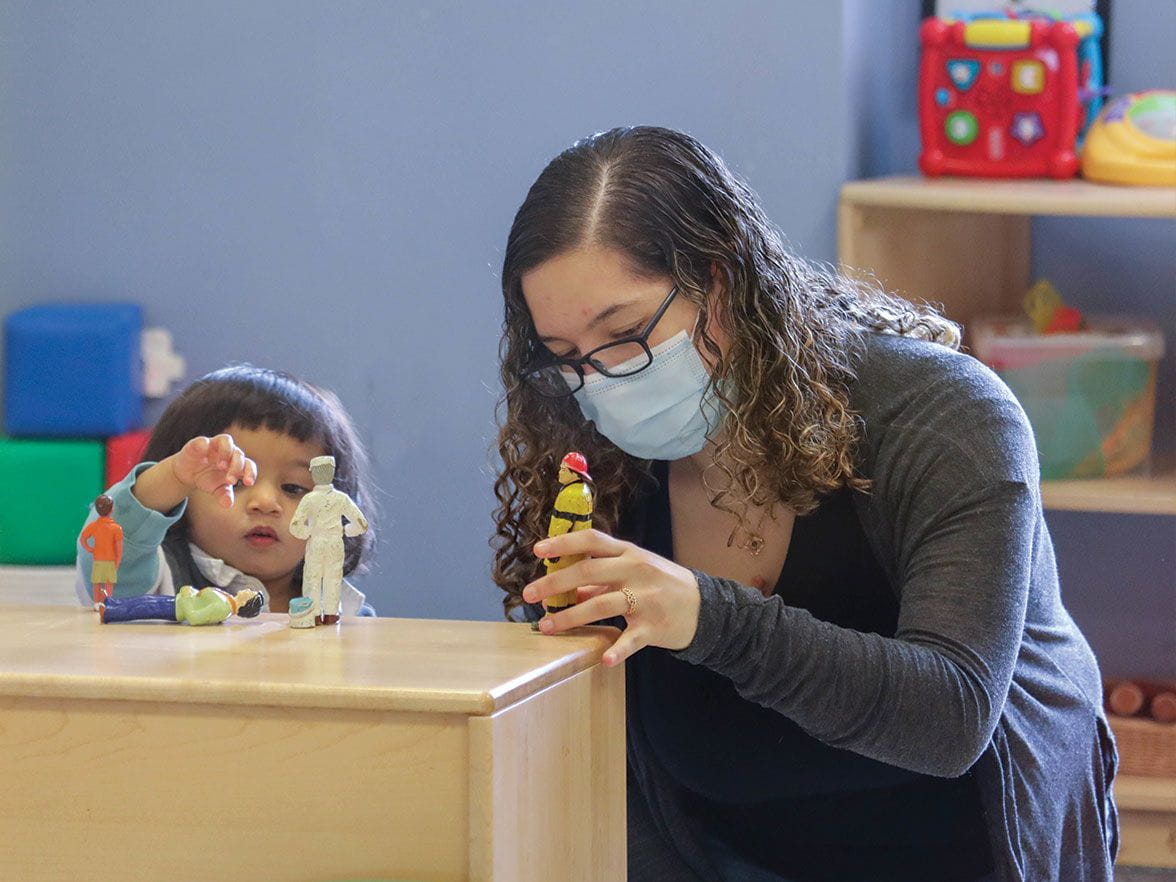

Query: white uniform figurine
left=288, top=455, right=369, bottom=625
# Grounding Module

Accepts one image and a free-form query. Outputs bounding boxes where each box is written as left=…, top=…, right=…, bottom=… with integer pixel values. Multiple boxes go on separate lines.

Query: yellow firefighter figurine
left=541, top=451, right=595, bottom=618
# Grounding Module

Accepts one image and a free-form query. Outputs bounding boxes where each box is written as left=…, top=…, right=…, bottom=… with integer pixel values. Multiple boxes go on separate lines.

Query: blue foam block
left=4, top=303, right=143, bottom=437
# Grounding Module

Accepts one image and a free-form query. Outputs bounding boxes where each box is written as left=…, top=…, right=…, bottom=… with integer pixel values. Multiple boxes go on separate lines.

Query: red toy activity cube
left=919, top=17, right=1082, bottom=178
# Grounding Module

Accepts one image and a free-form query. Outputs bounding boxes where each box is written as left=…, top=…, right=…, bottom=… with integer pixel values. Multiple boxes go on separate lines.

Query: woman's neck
left=685, top=436, right=723, bottom=476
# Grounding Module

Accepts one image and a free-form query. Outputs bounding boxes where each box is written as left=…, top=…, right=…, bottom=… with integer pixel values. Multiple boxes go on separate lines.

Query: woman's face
left=520, top=245, right=726, bottom=369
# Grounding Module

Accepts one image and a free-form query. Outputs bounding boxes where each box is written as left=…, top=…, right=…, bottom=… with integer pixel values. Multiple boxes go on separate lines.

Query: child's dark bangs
left=231, top=386, right=328, bottom=447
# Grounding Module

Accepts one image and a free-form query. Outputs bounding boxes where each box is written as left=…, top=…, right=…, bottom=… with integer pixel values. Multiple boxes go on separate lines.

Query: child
left=76, top=365, right=376, bottom=617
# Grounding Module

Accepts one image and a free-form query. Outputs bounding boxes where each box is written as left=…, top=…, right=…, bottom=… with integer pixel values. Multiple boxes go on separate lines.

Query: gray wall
left=3, top=2, right=1171, bottom=675
left=1, top=2, right=863, bottom=620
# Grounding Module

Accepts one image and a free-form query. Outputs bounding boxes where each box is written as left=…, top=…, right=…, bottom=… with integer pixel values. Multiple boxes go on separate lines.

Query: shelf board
left=1115, top=774, right=1176, bottom=814
left=1041, top=458, right=1176, bottom=516
left=841, top=175, right=1176, bottom=219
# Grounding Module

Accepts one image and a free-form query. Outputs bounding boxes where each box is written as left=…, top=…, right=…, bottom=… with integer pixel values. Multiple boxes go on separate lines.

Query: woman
left=491, top=126, right=1117, bottom=881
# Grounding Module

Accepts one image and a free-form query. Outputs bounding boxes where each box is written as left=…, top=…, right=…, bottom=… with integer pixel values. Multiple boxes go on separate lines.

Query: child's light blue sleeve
left=75, top=463, right=188, bottom=605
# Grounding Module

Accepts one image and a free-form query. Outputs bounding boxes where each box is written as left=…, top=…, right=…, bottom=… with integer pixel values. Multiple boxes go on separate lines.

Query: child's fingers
left=172, top=437, right=212, bottom=487
left=181, top=436, right=211, bottom=466
left=225, top=447, right=246, bottom=483
left=241, top=456, right=258, bottom=487
left=213, top=483, right=235, bottom=508
left=208, top=433, right=238, bottom=469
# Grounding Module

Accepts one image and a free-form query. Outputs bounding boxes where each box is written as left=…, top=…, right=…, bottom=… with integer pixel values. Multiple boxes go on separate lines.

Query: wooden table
left=0, top=605, right=625, bottom=882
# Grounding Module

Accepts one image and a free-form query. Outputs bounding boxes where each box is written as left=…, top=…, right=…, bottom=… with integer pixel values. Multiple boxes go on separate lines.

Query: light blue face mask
left=571, top=329, right=724, bottom=460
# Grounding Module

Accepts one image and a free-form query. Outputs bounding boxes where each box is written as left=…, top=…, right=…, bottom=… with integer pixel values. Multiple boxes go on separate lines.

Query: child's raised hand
left=171, top=434, right=258, bottom=508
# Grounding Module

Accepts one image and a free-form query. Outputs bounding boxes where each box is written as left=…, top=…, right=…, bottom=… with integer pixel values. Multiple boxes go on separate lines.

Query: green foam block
left=0, top=437, right=104, bottom=565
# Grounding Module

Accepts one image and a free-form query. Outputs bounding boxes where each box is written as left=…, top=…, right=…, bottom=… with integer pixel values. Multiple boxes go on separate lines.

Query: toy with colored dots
left=919, top=11, right=1103, bottom=178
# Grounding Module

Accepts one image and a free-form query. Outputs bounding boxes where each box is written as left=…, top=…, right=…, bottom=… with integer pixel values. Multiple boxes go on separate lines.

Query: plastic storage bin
left=972, top=316, right=1165, bottom=479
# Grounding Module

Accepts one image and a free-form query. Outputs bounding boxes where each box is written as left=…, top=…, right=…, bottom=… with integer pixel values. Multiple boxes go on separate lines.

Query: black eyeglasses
left=520, top=286, right=681, bottom=398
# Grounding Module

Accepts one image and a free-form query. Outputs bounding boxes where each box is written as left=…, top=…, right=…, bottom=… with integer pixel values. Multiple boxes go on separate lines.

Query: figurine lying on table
left=98, top=586, right=263, bottom=625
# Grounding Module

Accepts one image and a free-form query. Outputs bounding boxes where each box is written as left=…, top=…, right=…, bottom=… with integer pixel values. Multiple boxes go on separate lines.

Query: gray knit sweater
left=627, top=332, right=1118, bottom=881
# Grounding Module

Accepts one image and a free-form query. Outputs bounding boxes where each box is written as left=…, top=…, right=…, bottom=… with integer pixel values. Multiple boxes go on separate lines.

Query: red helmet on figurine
left=560, top=451, right=591, bottom=480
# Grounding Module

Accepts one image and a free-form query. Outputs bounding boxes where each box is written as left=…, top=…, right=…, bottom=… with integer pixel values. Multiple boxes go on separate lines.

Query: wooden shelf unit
left=1114, top=773, right=1176, bottom=868
left=839, top=175, right=1176, bottom=869
left=839, top=175, right=1176, bottom=219
left=839, top=175, right=1176, bottom=517
left=1041, top=457, right=1176, bottom=516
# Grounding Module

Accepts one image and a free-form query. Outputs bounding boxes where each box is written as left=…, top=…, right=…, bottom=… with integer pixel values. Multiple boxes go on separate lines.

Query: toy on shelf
left=1082, top=90, right=1176, bottom=187
left=1104, top=677, right=1176, bottom=778
left=78, top=494, right=123, bottom=609
left=99, top=585, right=263, bottom=625
left=1104, top=678, right=1176, bottom=725
left=918, top=11, right=1102, bottom=178
left=538, top=452, right=595, bottom=621
left=288, top=455, right=369, bottom=626
left=973, top=312, right=1164, bottom=480
left=1023, top=279, right=1085, bottom=333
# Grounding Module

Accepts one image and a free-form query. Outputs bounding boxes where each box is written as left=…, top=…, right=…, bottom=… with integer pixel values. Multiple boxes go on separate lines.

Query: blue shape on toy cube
left=4, top=303, right=143, bottom=437
left=0, top=437, right=104, bottom=565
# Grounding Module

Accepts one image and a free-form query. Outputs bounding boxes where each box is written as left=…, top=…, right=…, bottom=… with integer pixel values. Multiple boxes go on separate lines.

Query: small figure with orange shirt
left=79, top=494, right=123, bottom=609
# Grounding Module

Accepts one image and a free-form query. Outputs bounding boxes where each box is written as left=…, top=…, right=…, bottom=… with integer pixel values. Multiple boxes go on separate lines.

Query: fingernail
left=539, top=618, right=554, bottom=633
left=534, top=541, right=551, bottom=555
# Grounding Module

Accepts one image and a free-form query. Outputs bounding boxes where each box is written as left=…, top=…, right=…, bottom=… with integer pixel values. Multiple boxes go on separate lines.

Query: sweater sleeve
left=76, top=462, right=188, bottom=601
left=673, top=344, right=1039, bottom=778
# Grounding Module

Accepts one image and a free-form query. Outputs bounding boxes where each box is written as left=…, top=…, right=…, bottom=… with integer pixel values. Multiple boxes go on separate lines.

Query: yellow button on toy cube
left=1012, top=60, right=1045, bottom=95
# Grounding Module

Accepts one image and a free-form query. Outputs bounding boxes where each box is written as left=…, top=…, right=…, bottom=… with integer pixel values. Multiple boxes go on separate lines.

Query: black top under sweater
left=624, top=459, right=994, bottom=882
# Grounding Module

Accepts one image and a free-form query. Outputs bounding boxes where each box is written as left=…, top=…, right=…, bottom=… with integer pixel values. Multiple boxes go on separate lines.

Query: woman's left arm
left=527, top=353, right=1040, bottom=778
left=675, top=477, right=1035, bottom=778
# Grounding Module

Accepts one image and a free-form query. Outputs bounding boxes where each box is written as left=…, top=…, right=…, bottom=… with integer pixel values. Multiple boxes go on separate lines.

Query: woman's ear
left=709, top=260, right=724, bottom=289
left=705, top=261, right=733, bottom=329
left=696, top=262, right=732, bottom=368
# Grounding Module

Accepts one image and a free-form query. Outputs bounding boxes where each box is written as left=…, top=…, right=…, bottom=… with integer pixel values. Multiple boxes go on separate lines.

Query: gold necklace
left=726, top=508, right=770, bottom=556
left=690, top=457, right=772, bottom=557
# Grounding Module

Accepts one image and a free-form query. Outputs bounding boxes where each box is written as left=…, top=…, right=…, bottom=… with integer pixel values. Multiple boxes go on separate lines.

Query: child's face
left=186, top=424, right=326, bottom=592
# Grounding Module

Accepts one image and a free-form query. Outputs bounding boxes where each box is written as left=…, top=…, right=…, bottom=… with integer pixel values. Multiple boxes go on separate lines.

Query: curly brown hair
left=492, top=126, right=958, bottom=620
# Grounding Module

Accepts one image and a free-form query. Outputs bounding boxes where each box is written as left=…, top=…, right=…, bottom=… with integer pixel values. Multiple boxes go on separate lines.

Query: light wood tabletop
left=0, top=604, right=616, bottom=714
left=0, top=604, right=626, bottom=882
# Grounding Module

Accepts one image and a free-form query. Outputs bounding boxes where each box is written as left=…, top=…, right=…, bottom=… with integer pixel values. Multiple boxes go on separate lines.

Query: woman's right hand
left=170, top=434, right=258, bottom=508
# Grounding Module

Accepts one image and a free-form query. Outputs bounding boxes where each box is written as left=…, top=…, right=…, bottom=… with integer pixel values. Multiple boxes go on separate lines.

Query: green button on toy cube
left=0, top=437, right=104, bottom=564
left=945, top=109, right=979, bottom=146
